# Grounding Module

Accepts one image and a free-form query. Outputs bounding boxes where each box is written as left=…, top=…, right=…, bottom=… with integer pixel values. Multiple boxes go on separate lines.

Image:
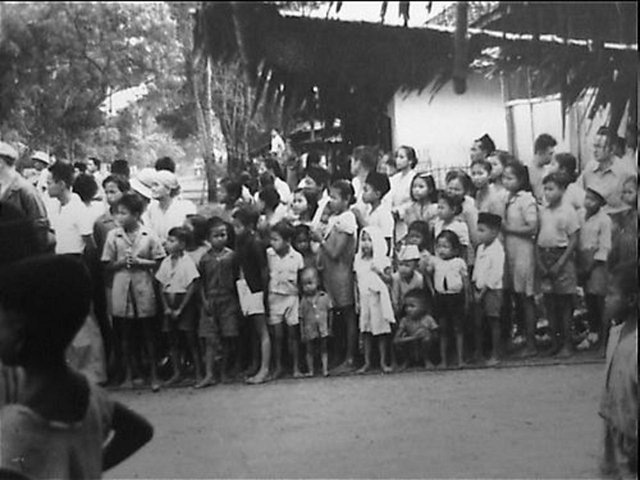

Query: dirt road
left=107, top=363, right=604, bottom=479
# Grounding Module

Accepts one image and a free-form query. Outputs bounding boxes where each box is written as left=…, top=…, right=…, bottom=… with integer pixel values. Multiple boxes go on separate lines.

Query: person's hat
left=477, top=212, right=502, bottom=229
left=398, top=244, right=421, bottom=262
left=130, top=177, right=153, bottom=200
left=585, top=186, right=606, bottom=205
left=0, top=142, right=18, bottom=163
left=136, top=167, right=157, bottom=188
left=30, top=151, right=51, bottom=165
left=153, top=170, right=180, bottom=191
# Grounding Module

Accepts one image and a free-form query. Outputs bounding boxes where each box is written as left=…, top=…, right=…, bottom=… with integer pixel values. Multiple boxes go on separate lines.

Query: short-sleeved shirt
left=472, top=238, right=505, bottom=290
left=49, top=193, right=93, bottom=254
left=102, top=225, right=166, bottom=318
left=156, top=253, right=200, bottom=294
left=401, top=201, right=438, bottom=228
left=299, top=291, right=333, bottom=325
left=267, top=247, right=304, bottom=296
left=504, top=191, right=539, bottom=240
left=579, top=209, right=612, bottom=262
left=391, top=271, right=424, bottom=310
left=147, top=198, right=197, bottom=242
left=423, top=254, right=467, bottom=294
left=367, top=203, right=394, bottom=242
left=537, top=202, right=580, bottom=248
left=475, top=184, right=508, bottom=218
left=199, top=247, right=238, bottom=298
left=433, top=218, right=470, bottom=247
left=396, top=315, right=438, bottom=341
left=0, top=382, right=114, bottom=480
left=578, top=158, right=636, bottom=214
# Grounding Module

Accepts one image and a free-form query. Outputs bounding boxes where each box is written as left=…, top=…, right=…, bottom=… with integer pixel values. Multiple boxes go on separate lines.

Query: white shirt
left=472, top=238, right=505, bottom=290
left=367, top=203, right=394, bottom=241
left=147, top=198, right=197, bottom=242
left=275, top=177, right=292, bottom=205
left=50, top=193, right=93, bottom=254
left=422, top=254, right=467, bottom=294
left=433, top=218, right=470, bottom=247
left=385, top=169, right=416, bottom=210
left=155, top=253, right=200, bottom=294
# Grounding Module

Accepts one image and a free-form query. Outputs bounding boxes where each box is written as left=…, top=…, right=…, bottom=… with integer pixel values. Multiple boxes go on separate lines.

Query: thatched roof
left=195, top=2, right=638, bottom=137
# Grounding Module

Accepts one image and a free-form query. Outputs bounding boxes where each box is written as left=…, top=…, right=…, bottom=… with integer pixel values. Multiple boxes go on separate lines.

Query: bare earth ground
left=107, top=362, right=605, bottom=479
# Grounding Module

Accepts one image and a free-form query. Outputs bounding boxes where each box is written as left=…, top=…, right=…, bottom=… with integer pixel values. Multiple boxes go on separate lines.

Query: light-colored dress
left=503, top=191, right=538, bottom=296
left=354, top=227, right=395, bottom=335
left=386, top=168, right=417, bottom=241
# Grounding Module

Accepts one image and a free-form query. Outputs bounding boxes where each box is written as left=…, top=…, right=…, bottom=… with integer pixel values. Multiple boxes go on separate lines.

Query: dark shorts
left=537, top=247, right=577, bottom=295
left=162, top=294, right=198, bottom=333
left=480, top=289, right=503, bottom=318
left=201, top=295, right=240, bottom=339
left=435, top=293, right=466, bottom=335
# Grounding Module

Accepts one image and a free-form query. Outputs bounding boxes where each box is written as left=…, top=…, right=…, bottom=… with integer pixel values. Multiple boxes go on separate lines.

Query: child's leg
left=142, top=317, right=160, bottom=390
left=287, top=324, right=302, bottom=377
left=439, top=333, right=449, bottom=368
left=165, top=332, right=182, bottom=385
left=357, top=333, right=372, bottom=373
left=520, top=294, right=538, bottom=356
left=543, top=294, right=559, bottom=353
left=320, top=338, right=329, bottom=376
left=389, top=323, right=398, bottom=368
left=473, top=301, right=484, bottom=362
left=378, top=334, right=392, bottom=373
left=586, top=294, right=606, bottom=345
left=421, top=338, right=435, bottom=368
left=195, top=338, right=218, bottom=388
left=455, top=331, right=465, bottom=367
left=246, top=314, right=271, bottom=384
left=120, top=319, right=134, bottom=386
left=305, top=340, right=315, bottom=376
left=487, top=316, right=501, bottom=364
left=184, top=330, right=201, bottom=380
left=271, top=323, right=284, bottom=378
left=344, top=306, right=357, bottom=368
left=557, top=294, right=574, bottom=357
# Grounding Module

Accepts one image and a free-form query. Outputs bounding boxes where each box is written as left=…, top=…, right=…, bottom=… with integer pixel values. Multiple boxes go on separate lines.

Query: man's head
left=30, top=151, right=51, bottom=172
left=534, top=134, right=557, bottom=165
left=47, top=162, right=75, bottom=199
left=86, top=157, right=101, bottom=174
left=0, top=142, right=18, bottom=172
left=155, top=156, right=176, bottom=173
left=593, top=127, right=616, bottom=163
left=363, top=171, right=390, bottom=205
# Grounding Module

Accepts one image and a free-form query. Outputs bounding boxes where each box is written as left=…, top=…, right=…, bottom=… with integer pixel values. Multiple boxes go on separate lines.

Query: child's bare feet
left=486, top=357, right=500, bottom=367
left=303, top=370, right=314, bottom=378
left=271, top=367, right=283, bottom=380
left=397, top=362, right=408, bottom=372
left=164, top=373, right=182, bottom=387
left=555, top=346, right=572, bottom=359
left=518, top=346, right=538, bottom=359
left=381, top=364, right=393, bottom=374
left=246, top=370, right=269, bottom=384
left=356, top=364, right=371, bottom=374
left=120, top=378, right=134, bottom=389
left=293, top=370, right=304, bottom=379
left=332, top=360, right=355, bottom=374
left=150, top=380, right=161, bottom=392
left=194, top=375, right=217, bottom=389
left=424, top=361, right=435, bottom=370
left=322, top=368, right=329, bottom=377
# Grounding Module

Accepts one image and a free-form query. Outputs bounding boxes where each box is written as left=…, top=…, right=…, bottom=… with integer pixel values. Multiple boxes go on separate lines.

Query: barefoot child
left=299, top=267, right=332, bottom=377
left=354, top=226, right=395, bottom=374
left=156, top=226, right=201, bottom=386
left=599, top=262, right=637, bottom=479
left=393, top=288, right=438, bottom=370
left=536, top=172, right=580, bottom=358
left=434, top=192, right=471, bottom=265
left=267, top=220, right=304, bottom=379
left=358, top=171, right=394, bottom=254
left=472, top=212, right=505, bottom=365
left=391, top=245, right=425, bottom=318
left=0, top=255, right=153, bottom=479
left=102, top=193, right=166, bottom=391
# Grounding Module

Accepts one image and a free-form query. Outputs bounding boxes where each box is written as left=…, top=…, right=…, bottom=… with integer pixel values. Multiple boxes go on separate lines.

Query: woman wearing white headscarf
left=147, top=170, right=196, bottom=242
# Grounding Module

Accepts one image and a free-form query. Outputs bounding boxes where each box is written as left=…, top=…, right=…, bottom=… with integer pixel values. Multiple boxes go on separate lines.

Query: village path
left=107, top=361, right=604, bottom=479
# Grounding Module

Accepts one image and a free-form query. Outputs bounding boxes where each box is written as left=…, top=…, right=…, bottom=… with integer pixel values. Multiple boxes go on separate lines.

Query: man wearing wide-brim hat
left=0, top=141, right=53, bottom=252
left=30, top=150, right=52, bottom=195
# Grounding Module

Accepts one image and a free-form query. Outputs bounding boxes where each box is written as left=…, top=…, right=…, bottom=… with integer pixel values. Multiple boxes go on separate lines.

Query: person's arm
left=175, top=280, right=198, bottom=318
left=320, top=230, right=350, bottom=261
left=503, top=198, right=538, bottom=237
left=82, top=234, right=97, bottom=256
left=103, top=401, right=154, bottom=471
left=550, top=231, right=579, bottom=277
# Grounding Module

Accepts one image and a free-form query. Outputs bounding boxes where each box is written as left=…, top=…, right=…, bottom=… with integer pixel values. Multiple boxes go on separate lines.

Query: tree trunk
left=193, top=59, right=215, bottom=202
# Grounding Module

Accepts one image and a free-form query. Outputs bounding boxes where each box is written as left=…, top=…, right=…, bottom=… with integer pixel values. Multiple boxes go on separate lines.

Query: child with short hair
left=391, top=245, right=425, bottom=318
left=502, top=160, right=539, bottom=357
left=184, top=214, right=211, bottom=265
left=0, top=255, right=153, bottom=479
left=434, top=192, right=470, bottom=264
left=537, top=172, right=580, bottom=358
left=156, top=226, right=201, bottom=386
left=548, top=152, right=585, bottom=216
left=299, top=267, right=332, bottom=377
left=267, top=220, right=305, bottom=379
left=354, top=226, right=395, bottom=374
left=576, top=187, right=612, bottom=351
left=102, top=192, right=166, bottom=391
left=472, top=212, right=505, bottom=365
left=358, top=171, right=394, bottom=254
left=393, top=288, right=438, bottom=370
left=292, top=224, right=317, bottom=269
left=197, top=216, right=241, bottom=388
left=599, top=262, right=637, bottom=479
left=233, top=205, right=272, bottom=384
left=420, top=230, right=471, bottom=368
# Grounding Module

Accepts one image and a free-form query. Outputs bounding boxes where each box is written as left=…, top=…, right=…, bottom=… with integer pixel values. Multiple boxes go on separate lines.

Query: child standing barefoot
left=599, top=262, right=637, bottom=479
left=536, top=172, right=580, bottom=358
left=299, top=267, right=332, bottom=377
left=197, top=217, right=241, bottom=388
left=0, top=255, right=153, bottom=479
left=267, top=220, right=304, bottom=379
left=156, top=227, right=201, bottom=385
left=502, top=161, right=539, bottom=358
left=354, top=227, right=395, bottom=374
left=102, top=193, right=166, bottom=391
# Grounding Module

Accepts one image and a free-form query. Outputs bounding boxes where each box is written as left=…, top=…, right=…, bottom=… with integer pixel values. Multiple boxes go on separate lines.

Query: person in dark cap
left=470, top=134, right=496, bottom=162
left=472, top=211, right=505, bottom=366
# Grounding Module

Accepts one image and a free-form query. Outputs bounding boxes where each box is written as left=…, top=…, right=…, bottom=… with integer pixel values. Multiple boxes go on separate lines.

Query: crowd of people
left=0, top=123, right=637, bottom=478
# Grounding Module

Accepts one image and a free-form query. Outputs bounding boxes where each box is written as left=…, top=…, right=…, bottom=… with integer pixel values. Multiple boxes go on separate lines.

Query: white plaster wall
left=387, top=72, right=508, bottom=172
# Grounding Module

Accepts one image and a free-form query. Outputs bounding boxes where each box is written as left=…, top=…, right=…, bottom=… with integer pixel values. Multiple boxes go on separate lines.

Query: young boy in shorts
left=472, top=212, right=505, bottom=365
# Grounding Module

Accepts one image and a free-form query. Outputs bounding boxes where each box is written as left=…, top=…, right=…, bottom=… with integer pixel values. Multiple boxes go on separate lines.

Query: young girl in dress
left=471, top=159, right=507, bottom=217
left=354, top=226, right=395, bottom=374
left=288, top=188, right=317, bottom=226
left=314, top=179, right=358, bottom=372
left=434, top=192, right=471, bottom=264
left=0, top=255, right=153, bottom=479
left=501, top=161, right=539, bottom=357
left=399, top=173, right=439, bottom=232
left=420, top=230, right=470, bottom=368
left=445, top=169, right=479, bottom=256
left=487, top=150, right=512, bottom=189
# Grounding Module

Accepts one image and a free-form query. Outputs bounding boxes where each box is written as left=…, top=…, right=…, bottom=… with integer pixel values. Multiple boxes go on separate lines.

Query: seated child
left=0, top=255, right=153, bottom=480
left=156, top=226, right=201, bottom=386
left=599, top=262, right=637, bottom=479
left=393, top=288, right=439, bottom=370
left=299, top=267, right=332, bottom=377
left=472, top=212, right=505, bottom=366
